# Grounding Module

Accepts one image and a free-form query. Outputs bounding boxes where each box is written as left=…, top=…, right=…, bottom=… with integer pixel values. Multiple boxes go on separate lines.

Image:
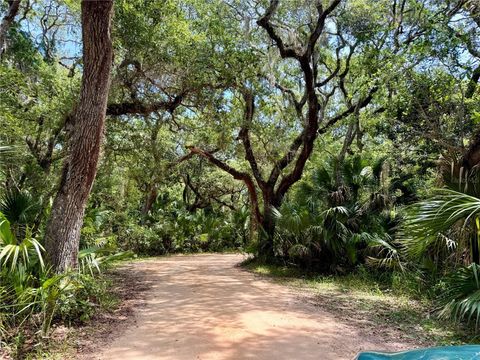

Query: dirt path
left=92, top=254, right=414, bottom=360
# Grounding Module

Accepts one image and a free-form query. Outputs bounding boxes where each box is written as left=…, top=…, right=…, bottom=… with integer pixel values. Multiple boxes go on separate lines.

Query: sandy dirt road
left=94, top=254, right=411, bottom=360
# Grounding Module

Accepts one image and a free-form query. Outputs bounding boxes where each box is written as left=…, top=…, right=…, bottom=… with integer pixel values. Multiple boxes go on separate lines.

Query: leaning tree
left=44, top=0, right=114, bottom=272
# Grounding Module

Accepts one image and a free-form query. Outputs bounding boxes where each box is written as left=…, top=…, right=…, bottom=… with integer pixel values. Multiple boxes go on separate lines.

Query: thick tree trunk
left=44, top=0, right=113, bottom=272
left=258, top=209, right=276, bottom=260
left=0, top=0, right=21, bottom=54
left=257, top=192, right=280, bottom=260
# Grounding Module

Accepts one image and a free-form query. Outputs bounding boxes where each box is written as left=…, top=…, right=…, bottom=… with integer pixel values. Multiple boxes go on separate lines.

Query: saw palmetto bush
left=117, top=200, right=250, bottom=255
left=399, top=188, right=480, bottom=267
left=273, top=156, right=396, bottom=270
left=0, top=190, right=40, bottom=240
left=0, top=207, right=131, bottom=350
left=440, top=263, right=480, bottom=328
left=399, top=185, right=480, bottom=327
left=0, top=211, right=44, bottom=272
left=0, top=209, right=51, bottom=340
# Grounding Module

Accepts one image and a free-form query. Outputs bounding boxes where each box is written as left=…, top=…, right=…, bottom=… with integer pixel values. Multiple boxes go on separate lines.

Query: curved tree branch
left=185, top=146, right=263, bottom=223
left=239, top=89, right=267, bottom=190
left=257, top=0, right=301, bottom=59
left=107, top=93, right=185, bottom=116
left=319, top=86, right=379, bottom=134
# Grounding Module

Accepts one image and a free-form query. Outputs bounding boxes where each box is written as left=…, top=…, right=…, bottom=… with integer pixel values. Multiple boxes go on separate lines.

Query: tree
left=44, top=0, right=113, bottom=272
left=185, top=0, right=386, bottom=259
left=0, top=0, right=21, bottom=54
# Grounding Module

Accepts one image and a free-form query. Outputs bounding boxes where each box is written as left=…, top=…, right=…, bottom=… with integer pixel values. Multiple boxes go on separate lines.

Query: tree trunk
left=0, top=0, right=21, bottom=54
left=142, top=184, right=157, bottom=216
left=335, top=119, right=357, bottom=187
left=259, top=209, right=276, bottom=260
left=44, top=0, right=113, bottom=272
left=257, top=192, right=279, bottom=261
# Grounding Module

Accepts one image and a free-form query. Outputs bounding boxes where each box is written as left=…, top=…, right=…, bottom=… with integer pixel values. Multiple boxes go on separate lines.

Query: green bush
left=273, top=156, right=396, bottom=271
left=56, top=273, right=116, bottom=324
left=0, top=208, right=130, bottom=355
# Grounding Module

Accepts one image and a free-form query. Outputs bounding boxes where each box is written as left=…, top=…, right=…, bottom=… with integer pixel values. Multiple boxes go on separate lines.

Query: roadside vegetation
left=244, top=260, right=478, bottom=346
left=2, top=0, right=480, bottom=357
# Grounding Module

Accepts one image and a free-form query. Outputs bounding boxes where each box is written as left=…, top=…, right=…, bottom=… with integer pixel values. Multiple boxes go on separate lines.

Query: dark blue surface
left=356, top=346, right=480, bottom=360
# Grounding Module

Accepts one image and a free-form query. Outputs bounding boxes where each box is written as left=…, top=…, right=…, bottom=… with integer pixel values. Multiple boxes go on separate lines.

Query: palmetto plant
left=440, top=263, right=480, bottom=327
left=399, top=187, right=480, bottom=326
left=0, top=208, right=131, bottom=339
left=399, top=188, right=480, bottom=265
left=0, top=269, right=74, bottom=337
left=0, top=212, right=44, bottom=272
left=79, top=246, right=134, bottom=275
left=274, top=156, right=394, bottom=268
left=0, top=190, right=40, bottom=239
left=0, top=209, right=50, bottom=336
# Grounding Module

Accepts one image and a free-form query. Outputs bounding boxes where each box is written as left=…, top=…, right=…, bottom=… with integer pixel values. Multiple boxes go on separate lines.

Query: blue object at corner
left=356, top=346, right=480, bottom=360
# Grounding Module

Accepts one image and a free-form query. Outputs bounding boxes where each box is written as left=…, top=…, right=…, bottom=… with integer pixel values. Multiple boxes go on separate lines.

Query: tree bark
left=258, top=190, right=281, bottom=260
left=44, top=0, right=113, bottom=272
left=142, top=184, right=158, bottom=216
left=0, top=0, right=21, bottom=54
left=259, top=211, right=276, bottom=260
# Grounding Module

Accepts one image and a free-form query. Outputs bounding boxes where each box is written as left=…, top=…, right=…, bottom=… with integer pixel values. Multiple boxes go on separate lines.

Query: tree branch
left=257, top=0, right=301, bottom=59
left=466, top=64, right=480, bottom=99
left=306, top=0, right=342, bottom=58
left=107, top=93, right=185, bottom=116
left=267, top=132, right=304, bottom=186
left=185, top=146, right=263, bottom=223
left=318, top=86, right=379, bottom=134
left=0, top=0, right=21, bottom=54
left=239, top=90, right=267, bottom=190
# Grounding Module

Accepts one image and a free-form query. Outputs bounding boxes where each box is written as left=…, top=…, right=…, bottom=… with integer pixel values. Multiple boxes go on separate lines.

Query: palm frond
left=399, top=188, right=480, bottom=260
left=440, top=264, right=480, bottom=328
left=78, top=246, right=134, bottom=275
left=366, top=235, right=404, bottom=271
left=0, top=190, right=39, bottom=227
left=0, top=212, right=44, bottom=272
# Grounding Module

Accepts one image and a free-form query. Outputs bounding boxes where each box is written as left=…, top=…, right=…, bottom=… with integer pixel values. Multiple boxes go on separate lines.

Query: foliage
left=2, top=0, right=480, bottom=350
left=440, top=264, right=480, bottom=328
left=399, top=188, right=480, bottom=265
left=114, top=205, right=249, bottom=255
left=0, top=211, right=44, bottom=272
left=0, top=210, right=130, bottom=355
left=273, top=156, right=397, bottom=270
left=399, top=188, right=480, bottom=327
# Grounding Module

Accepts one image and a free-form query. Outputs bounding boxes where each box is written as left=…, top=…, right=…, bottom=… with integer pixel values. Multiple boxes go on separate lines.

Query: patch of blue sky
left=19, top=0, right=81, bottom=63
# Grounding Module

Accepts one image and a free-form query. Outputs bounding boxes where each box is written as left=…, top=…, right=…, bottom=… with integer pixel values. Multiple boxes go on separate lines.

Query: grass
left=242, top=259, right=477, bottom=346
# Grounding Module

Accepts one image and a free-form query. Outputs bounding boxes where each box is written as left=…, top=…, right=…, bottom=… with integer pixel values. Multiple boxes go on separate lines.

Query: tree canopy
left=2, top=0, right=480, bottom=351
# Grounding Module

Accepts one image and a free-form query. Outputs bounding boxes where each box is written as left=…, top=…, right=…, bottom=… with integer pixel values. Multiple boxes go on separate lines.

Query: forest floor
left=66, top=253, right=464, bottom=360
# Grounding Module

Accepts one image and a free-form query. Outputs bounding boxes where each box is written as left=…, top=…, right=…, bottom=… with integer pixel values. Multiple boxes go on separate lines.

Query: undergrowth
left=242, top=258, right=478, bottom=345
